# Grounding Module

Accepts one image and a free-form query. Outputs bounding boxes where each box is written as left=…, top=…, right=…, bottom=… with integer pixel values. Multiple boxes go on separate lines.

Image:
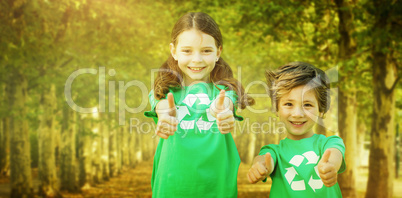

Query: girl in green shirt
left=145, top=12, right=254, bottom=198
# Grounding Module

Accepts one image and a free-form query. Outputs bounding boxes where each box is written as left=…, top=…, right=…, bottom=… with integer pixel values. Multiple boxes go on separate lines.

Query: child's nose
left=292, top=106, right=305, bottom=117
left=192, top=52, right=202, bottom=62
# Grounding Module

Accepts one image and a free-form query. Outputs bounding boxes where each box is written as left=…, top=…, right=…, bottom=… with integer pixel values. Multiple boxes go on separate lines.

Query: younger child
left=145, top=12, right=254, bottom=197
left=247, top=62, right=346, bottom=197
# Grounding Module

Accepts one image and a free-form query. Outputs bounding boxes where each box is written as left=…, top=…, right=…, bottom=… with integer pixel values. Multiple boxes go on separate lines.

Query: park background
left=0, top=0, right=401, bottom=197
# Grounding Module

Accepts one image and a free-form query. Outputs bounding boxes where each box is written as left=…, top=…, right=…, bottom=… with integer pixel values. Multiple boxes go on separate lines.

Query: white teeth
left=291, top=121, right=304, bottom=125
left=189, top=67, right=203, bottom=71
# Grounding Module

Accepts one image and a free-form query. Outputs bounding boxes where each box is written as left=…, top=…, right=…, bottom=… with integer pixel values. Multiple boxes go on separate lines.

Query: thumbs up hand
left=210, top=90, right=235, bottom=134
left=318, top=149, right=340, bottom=187
left=247, top=153, right=274, bottom=184
left=155, top=93, right=178, bottom=139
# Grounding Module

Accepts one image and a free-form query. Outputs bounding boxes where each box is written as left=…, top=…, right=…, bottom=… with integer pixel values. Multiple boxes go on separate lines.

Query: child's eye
left=304, top=103, right=313, bottom=107
left=181, top=49, right=191, bottom=54
left=203, top=49, right=213, bottom=53
left=284, top=103, right=292, bottom=106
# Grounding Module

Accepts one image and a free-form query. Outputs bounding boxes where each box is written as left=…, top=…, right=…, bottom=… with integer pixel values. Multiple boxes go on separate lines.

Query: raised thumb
left=216, top=89, right=226, bottom=111
left=265, top=152, right=272, bottom=169
left=321, top=149, right=331, bottom=163
left=167, top=93, right=176, bottom=116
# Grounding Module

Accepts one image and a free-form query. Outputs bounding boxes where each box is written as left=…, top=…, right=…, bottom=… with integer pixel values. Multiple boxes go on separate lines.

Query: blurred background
left=0, top=0, right=401, bottom=197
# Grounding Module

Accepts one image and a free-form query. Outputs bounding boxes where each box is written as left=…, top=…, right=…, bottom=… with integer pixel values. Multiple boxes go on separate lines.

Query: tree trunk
left=8, top=71, right=34, bottom=197
left=92, top=116, right=103, bottom=183
left=338, top=89, right=357, bottom=197
left=122, top=125, right=130, bottom=168
left=135, top=128, right=143, bottom=164
left=38, top=84, right=61, bottom=197
left=0, top=84, right=10, bottom=177
left=116, top=125, right=122, bottom=174
left=365, top=1, right=398, bottom=196
left=356, top=121, right=367, bottom=167
left=365, top=38, right=397, bottom=198
left=79, top=116, right=93, bottom=189
left=60, top=104, right=79, bottom=192
left=129, top=127, right=136, bottom=168
left=109, top=118, right=118, bottom=177
left=334, top=0, right=357, bottom=197
left=101, top=113, right=110, bottom=180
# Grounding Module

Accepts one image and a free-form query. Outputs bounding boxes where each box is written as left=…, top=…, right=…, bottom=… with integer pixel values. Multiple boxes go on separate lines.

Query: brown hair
left=153, top=12, right=254, bottom=109
left=265, top=62, right=330, bottom=115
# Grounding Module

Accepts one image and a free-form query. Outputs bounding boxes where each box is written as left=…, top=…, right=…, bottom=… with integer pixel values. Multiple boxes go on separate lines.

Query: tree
left=365, top=0, right=401, bottom=197
left=8, top=70, right=34, bottom=197
left=334, top=0, right=358, bottom=197
left=0, top=83, right=10, bottom=176
left=38, top=84, right=61, bottom=197
left=60, top=103, right=79, bottom=192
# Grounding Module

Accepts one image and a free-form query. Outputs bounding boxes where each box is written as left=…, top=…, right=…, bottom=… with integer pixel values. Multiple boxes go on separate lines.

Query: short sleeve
left=323, top=135, right=346, bottom=173
left=225, top=90, right=243, bottom=121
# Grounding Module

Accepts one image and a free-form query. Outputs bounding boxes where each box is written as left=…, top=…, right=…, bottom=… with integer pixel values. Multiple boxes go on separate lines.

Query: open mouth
left=289, top=121, right=306, bottom=127
left=188, top=67, right=206, bottom=72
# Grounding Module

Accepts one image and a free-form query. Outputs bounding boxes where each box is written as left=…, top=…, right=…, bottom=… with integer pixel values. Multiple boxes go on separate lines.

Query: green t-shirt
left=144, top=82, right=242, bottom=198
left=259, top=134, right=346, bottom=198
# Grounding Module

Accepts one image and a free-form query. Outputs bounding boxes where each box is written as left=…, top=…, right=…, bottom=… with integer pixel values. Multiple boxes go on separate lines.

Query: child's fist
left=247, top=153, right=273, bottom=184
left=318, top=150, right=338, bottom=187
left=156, top=93, right=178, bottom=139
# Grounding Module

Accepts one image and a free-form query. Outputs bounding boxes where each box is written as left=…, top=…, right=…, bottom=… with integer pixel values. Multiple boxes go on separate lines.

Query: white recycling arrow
left=289, top=155, right=304, bottom=167
left=291, top=180, right=306, bottom=191
left=308, top=166, right=323, bottom=192
left=285, top=151, right=324, bottom=192
left=176, top=106, right=190, bottom=121
left=182, top=94, right=211, bottom=107
left=303, top=151, right=319, bottom=165
left=285, top=167, right=297, bottom=184
left=195, top=93, right=211, bottom=105
left=196, top=117, right=214, bottom=131
left=180, top=120, right=195, bottom=129
left=183, top=94, right=198, bottom=107
left=206, top=109, right=216, bottom=121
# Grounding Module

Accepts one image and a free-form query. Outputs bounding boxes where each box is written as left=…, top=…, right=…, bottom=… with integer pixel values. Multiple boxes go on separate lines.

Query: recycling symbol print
left=285, top=151, right=323, bottom=192
left=176, top=93, right=216, bottom=131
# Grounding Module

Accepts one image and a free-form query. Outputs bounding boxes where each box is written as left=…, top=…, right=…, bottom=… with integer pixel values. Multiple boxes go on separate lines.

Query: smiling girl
left=144, top=12, right=254, bottom=197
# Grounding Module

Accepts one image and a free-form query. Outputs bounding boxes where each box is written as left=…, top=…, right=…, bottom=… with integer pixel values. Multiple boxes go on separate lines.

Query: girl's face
left=277, top=85, right=320, bottom=140
left=170, top=28, right=221, bottom=85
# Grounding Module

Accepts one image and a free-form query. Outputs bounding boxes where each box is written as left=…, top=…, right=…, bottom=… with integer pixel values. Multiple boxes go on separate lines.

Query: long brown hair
left=153, top=12, right=254, bottom=109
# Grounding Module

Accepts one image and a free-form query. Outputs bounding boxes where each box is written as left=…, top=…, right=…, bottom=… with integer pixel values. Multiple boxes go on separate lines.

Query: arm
left=209, top=90, right=234, bottom=134
left=317, top=148, right=343, bottom=187
left=155, top=93, right=178, bottom=139
left=247, top=153, right=275, bottom=184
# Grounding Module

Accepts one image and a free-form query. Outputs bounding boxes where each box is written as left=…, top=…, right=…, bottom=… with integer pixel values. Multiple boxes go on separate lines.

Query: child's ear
left=170, top=43, right=177, bottom=60
left=319, top=112, right=325, bottom=119
left=216, top=46, right=222, bottom=60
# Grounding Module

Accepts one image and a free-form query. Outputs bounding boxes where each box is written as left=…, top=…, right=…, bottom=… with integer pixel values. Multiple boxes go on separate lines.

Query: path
left=0, top=162, right=401, bottom=197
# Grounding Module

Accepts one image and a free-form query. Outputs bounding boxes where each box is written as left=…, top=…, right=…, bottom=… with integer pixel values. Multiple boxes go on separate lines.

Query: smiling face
left=277, top=85, right=321, bottom=140
left=170, top=28, right=221, bottom=86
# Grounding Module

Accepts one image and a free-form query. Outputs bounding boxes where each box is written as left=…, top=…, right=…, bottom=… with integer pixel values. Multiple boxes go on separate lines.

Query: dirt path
left=0, top=162, right=401, bottom=197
